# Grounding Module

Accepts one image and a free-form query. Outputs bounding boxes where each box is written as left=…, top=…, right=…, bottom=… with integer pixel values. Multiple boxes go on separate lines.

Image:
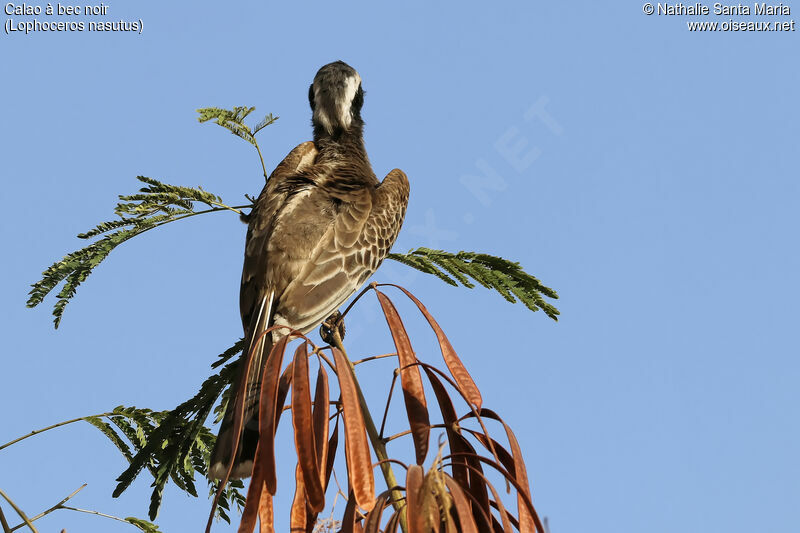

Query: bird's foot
left=319, top=310, right=346, bottom=345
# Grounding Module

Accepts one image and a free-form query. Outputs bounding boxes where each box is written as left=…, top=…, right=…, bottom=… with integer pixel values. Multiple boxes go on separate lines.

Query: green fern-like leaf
left=27, top=176, right=248, bottom=328
left=81, top=344, right=243, bottom=521
left=196, top=106, right=277, bottom=179
left=109, top=340, right=242, bottom=521
left=253, top=113, right=278, bottom=135
left=125, top=516, right=163, bottom=533
left=211, top=338, right=245, bottom=369
left=386, top=252, right=459, bottom=286
left=84, top=416, right=134, bottom=463
left=387, top=247, right=560, bottom=320
left=196, top=106, right=278, bottom=147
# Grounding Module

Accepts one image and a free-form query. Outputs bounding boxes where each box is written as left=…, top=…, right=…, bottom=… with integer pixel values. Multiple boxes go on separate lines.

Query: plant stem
left=59, top=506, right=132, bottom=525
left=331, top=332, right=408, bottom=533
left=146, top=204, right=252, bottom=232
left=0, top=490, right=37, bottom=533
left=311, top=345, right=338, bottom=377
left=207, top=200, right=248, bottom=216
left=0, top=414, right=112, bottom=452
left=9, top=486, right=86, bottom=532
left=339, top=283, right=377, bottom=321
left=378, top=371, right=400, bottom=439
left=104, top=203, right=253, bottom=253
left=1, top=485, right=149, bottom=532
left=384, top=424, right=447, bottom=444
left=255, top=143, right=268, bottom=180
left=0, top=505, right=12, bottom=533
left=353, top=353, right=397, bottom=366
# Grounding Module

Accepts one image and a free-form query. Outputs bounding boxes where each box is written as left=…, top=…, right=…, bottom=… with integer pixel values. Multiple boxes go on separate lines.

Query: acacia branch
left=9, top=485, right=86, bottom=532
left=136, top=204, right=253, bottom=234
left=0, top=505, right=11, bottom=533
left=255, top=143, right=268, bottom=180
left=59, top=506, right=131, bottom=524
left=0, top=414, right=113, bottom=452
left=0, top=490, right=36, bottom=533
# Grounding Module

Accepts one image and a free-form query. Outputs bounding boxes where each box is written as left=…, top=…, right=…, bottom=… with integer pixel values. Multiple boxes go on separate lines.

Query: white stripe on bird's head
left=311, top=61, right=363, bottom=135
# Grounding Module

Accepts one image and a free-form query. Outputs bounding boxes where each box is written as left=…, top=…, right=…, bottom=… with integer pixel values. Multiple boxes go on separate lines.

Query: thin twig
left=352, top=353, right=397, bottom=366
left=207, top=200, right=249, bottom=216
left=338, top=282, right=377, bottom=321
left=378, top=370, right=400, bottom=439
left=59, top=506, right=132, bottom=524
left=384, top=424, right=447, bottom=444
left=0, top=505, right=12, bottom=533
left=0, top=490, right=37, bottom=533
left=311, top=345, right=338, bottom=377
left=9, top=485, right=86, bottom=532
left=141, top=204, right=252, bottom=234
left=330, top=470, right=349, bottom=515
left=255, top=143, right=268, bottom=180
left=328, top=404, right=343, bottom=421
left=0, top=414, right=113, bottom=451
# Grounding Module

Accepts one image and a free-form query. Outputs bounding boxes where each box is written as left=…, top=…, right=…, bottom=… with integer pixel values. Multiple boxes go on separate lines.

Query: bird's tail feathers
left=209, top=290, right=275, bottom=480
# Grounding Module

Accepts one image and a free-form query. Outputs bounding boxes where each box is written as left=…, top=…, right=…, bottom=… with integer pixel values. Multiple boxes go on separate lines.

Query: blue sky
left=2, top=1, right=798, bottom=532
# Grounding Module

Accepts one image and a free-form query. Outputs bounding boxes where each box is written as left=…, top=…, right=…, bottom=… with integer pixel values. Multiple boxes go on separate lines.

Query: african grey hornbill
left=209, top=61, right=410, bottom=480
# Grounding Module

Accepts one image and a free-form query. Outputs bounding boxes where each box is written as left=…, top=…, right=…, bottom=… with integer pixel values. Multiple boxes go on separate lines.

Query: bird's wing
left=275, top=168, right=410, bottom=334
left=240, top=141, right=318, bottom=331
left=210, top=141, right=318, bottom=480
left=240, top=140, right=319, bottom=400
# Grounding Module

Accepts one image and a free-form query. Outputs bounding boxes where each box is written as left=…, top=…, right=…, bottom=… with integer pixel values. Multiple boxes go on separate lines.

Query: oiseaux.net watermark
left=642, top=2, right=796, bottom=31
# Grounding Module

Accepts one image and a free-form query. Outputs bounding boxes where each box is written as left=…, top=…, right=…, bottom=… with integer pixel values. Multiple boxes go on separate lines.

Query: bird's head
left=309, top=61, right=364, bottom=138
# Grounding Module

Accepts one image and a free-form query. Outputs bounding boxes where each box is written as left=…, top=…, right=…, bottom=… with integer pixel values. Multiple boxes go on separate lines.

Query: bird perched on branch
left=209, top=61, right=410, bottom=480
